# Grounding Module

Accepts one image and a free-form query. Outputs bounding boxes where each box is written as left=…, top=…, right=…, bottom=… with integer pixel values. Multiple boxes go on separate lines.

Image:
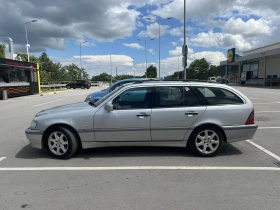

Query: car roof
left=123, top=81, right=228, bottom=88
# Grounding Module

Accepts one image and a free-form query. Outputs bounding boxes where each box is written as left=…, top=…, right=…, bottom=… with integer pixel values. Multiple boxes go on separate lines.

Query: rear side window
left=155, top=86, right=201, bottom=108
left=194, top=87, right=244, bottom=105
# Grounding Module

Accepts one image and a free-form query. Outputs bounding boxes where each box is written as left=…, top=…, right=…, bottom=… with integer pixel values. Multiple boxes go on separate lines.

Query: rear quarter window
left=194, top=87, right=244, bottom=105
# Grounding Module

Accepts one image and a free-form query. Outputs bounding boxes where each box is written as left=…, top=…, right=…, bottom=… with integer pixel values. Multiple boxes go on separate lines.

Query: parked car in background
left=26, top=81, right=257, bottom=159
left=66, top=80, right=91, bottom=89
left=85, top=78, right=157, bottom=103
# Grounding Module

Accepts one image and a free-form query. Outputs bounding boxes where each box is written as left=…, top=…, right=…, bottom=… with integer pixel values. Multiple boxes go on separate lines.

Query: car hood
left=36, top=102, right=91, bottom=117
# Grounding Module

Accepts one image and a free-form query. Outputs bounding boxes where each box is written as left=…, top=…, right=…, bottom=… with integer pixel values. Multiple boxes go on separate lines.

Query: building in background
left=220, top=43, right=280, bottom=86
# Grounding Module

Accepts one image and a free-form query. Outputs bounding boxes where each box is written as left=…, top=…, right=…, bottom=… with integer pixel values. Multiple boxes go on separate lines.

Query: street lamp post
left=110, top=53, right=116, bottom=84
left=138, top=38, right=154, bottom=78
left=132, top=58, right=135, bottom=78
left=24, top=20, right=38, bottom=62
left=178, top=55, right=181, bottom=79
left=79, top=40, right=88, bottom=79
left=145, top=17, right=172, bottom=79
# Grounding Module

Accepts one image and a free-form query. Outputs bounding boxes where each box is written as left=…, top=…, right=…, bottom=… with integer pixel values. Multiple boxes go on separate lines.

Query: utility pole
left=183, top=0, right=187, bottom=80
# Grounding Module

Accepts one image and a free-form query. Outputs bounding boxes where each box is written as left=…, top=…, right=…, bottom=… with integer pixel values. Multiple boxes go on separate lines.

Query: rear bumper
left=222, top=124, right=258, bottom=143
left=25, top=129, right=44, bottom=149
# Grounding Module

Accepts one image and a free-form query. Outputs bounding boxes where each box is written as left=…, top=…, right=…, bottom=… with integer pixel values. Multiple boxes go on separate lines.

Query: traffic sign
left=182, top=44, right=188, bottom=56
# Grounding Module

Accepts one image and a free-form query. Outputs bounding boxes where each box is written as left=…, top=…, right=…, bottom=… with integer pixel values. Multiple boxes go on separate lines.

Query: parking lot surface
left=0, top=86, right=280, bottom=210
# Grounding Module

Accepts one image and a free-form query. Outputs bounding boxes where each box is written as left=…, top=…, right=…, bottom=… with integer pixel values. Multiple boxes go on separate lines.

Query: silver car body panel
left=25, top=82, right=258, bottom=150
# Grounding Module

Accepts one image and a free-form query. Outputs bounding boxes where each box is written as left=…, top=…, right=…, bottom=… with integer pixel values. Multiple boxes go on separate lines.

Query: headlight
left=30, top=120, right=37, bottom=129
left=86, top=95, right=91, bottom=99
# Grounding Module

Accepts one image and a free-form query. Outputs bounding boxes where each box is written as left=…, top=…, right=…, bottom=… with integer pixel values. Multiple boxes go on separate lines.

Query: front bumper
left=25, top=128, right=44, bottom=149
left=222, top=124, right=258, bottom=143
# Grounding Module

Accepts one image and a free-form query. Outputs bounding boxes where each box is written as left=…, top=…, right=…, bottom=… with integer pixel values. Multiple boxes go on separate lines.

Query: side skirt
left=82, top=141, right=188, bottom=149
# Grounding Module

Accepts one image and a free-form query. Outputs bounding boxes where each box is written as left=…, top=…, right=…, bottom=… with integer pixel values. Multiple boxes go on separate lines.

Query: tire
left=66, top=85, right=70, bottom=89
left=87, top=87, right=90, bottom=89
left=45, top=126, right=79, bottom=159
left=81, top=86, right=85, bottom=89
left=189, top=126, right=224, bottom=157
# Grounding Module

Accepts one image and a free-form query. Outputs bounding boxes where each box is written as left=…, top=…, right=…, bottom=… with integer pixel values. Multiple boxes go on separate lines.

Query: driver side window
left=112, top=87, right=152, bottom=110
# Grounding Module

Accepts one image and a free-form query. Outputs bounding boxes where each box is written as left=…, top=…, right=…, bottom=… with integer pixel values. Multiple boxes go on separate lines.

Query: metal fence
left=40, top=81, right=110, bottom=88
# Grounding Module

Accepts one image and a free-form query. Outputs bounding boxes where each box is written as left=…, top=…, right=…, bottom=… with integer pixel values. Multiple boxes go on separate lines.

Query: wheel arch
left=187, top=123, right=227, bottom=147
left=42, top=123, right=82, bottom=149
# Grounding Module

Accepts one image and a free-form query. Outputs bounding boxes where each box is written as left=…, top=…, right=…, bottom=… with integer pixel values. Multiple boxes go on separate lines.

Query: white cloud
left=123, top=43, right=144, bottom=50
left=148, top=48, right=155, bottom=54
left=74, top=55, right=133, bottom=66
left=151, top=0, right=233, bottom=21
left=168, top=26, right=184, bottom=36
left=190, top=30, right=257, bottom=52
left=169, top=46, right=181, bottom=57
left=138, top=23, right=170, bottom=38
left=223, top=18, right=276, bottom=37
left=172, top=42, right=177, bottom=46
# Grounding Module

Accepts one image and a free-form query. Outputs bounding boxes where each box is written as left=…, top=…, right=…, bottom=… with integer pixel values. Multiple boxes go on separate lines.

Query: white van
left=208, top=77, right=216, bottom=83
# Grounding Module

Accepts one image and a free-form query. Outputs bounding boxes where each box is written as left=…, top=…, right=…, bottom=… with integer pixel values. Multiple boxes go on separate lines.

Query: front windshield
left=94, top=85, right=123, bottom=106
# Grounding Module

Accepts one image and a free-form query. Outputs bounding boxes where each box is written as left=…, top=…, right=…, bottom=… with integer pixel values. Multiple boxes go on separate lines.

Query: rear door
left=151, top=86, right=206, bottom=141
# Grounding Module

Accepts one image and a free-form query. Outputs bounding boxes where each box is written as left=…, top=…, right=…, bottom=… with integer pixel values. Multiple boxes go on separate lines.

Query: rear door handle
left=185, top=112, right=199, bottom=116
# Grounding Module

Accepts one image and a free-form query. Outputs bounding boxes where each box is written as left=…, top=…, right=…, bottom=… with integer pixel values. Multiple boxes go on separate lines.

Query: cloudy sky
left=0, top=0, right=279, bottom=77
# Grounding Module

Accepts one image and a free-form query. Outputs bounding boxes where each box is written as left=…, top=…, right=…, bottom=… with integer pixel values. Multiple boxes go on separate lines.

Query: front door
left=151, top=86, right=206, bottom=141
left=94, top=87, right=153, bottom=142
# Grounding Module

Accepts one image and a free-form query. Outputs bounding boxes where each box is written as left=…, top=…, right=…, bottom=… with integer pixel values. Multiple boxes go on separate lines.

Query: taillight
left=246, top=110, right=255, bottom=125
left=84, top=82, right=87, bottom=85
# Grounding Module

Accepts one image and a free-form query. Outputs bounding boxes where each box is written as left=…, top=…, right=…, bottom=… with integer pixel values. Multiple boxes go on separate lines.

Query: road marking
left=254, top=102, right=277, bottom=105
left=255, top=111, right=280, bottom=113
left=246, top=140, right=280, bottom=162
left=0, top=166, right=280, bottom=171
left=258, top=127, right=280, bottom=129
left=0, top=157, right=6, bottom=162
left=33, top=97, right=68, bottom=107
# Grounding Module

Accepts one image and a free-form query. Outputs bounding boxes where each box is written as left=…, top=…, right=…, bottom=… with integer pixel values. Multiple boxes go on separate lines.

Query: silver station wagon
left=25, top=81, right=258, bottom=159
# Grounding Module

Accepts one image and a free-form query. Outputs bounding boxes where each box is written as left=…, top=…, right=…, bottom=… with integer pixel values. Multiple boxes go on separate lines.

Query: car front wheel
left=190, top=126, right=224, bottom=157
left=46, top=126, right=78, bottom=159
left=66, top=85, right=70, bottom=89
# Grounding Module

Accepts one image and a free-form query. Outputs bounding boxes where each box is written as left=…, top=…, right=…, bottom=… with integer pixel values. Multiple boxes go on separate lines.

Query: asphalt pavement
left=0, top=86, right=280, bottom=210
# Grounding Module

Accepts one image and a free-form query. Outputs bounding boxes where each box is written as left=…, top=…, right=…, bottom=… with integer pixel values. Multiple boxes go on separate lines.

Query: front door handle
left=137, top=113, right=150, bottom=118
left=185, top=112, right=199, bottom=116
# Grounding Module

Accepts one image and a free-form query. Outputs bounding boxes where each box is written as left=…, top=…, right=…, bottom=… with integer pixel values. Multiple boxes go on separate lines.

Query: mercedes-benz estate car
left=25, top=81, right=258, bottom=159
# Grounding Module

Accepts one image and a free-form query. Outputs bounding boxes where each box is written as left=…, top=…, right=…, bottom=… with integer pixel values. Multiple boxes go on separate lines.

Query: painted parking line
left=0, top=157, right=7, bottom=162
left=246, top=140, right=280, bottom=162
left=254, top=102, right=278, bottom=105
left=33, top=97, right=69, bottom=107
left=255, top=111, right=280, bottom=113
left=0, top=166, right=279, bottom=171
left=258, top=127, right=280, bottom=129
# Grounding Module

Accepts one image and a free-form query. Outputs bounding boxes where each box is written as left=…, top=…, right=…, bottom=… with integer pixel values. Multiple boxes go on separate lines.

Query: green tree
left=208, top=65, right=218, bottom=78
left=146, top=65, right=157, bottom=78
left=91, top=73, right=111, bottom=82
left=0, top=44, right=5, bottom=58
left=64, top=63, right=81, bottom=81
left=188, top=58, right=209, bottom=80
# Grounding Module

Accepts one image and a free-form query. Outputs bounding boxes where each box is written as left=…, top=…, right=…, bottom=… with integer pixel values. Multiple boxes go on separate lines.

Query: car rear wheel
left=66, top=85, right=70, bottom=89
left=189, top=126, right=224, bottom=157
left=46, top=126, right=78, bottom=159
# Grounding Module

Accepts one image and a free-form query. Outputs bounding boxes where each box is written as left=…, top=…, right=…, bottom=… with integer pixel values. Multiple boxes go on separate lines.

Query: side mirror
left=105, top=101, right=114, bottom=112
